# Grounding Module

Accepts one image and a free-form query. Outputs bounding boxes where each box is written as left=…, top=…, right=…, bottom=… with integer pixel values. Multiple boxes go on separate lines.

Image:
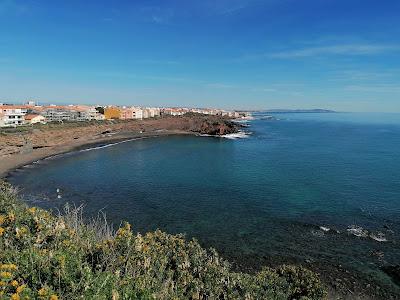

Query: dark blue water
left=8, top=113, right=400, bottom=293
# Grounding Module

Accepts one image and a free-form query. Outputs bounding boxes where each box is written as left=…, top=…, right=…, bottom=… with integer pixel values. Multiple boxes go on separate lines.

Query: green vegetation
left=0, top=181, right=327, bottom=299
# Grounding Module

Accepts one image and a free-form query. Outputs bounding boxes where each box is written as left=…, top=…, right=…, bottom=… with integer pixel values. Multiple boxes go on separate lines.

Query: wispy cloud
left=140, top=6, right=174, bottom=24
left=136, top=0, right=257, bottom=24
left=330, top=70, right=396, bottom=82
left=238, top=44, right=400, bottom=61
left=208, top=0, right=253, bottom=15
left=268, top=44, right=399, bottom=58
left=345, top=84, right=400, bottom=93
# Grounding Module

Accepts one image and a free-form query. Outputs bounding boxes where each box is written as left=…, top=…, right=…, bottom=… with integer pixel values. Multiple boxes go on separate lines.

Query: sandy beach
left=0, top=130, right=192, bottom=179
left=0, top=115, right=239, bottom=178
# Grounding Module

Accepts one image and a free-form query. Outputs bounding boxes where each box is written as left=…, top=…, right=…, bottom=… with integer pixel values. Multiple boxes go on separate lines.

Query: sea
left=8, top=112, right=400, bottom=296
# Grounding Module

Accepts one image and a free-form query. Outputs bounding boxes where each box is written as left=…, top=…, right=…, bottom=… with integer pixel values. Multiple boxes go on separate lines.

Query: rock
left=370, top=250, right=384, bottom=259
left=381, top=265, right=400, bottom=286
left=196, top=119, right=238, bottom=136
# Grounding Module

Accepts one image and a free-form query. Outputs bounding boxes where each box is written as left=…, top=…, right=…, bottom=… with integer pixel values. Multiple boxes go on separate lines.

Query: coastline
left=0, top=115, right=241, bottom=179
left=3, top=119, right=400, bottom=299
left=0, top=129, right=194, bottom=179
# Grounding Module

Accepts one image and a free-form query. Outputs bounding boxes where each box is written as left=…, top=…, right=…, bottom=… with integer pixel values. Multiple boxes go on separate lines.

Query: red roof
left=0, top=105, right=32, bottom=110
left=24, top=114, right=43, bottom=120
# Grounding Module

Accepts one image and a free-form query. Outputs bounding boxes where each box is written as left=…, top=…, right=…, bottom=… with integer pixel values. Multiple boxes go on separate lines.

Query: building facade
left=0, top=106, right=27, bottom=127
left=43, top=108, right=77, bottom=122
left=24, top=114, right=46, bottom=124
left=104, top=107, right=121, bottom=119
left=0, top=113, right=5, bottom=127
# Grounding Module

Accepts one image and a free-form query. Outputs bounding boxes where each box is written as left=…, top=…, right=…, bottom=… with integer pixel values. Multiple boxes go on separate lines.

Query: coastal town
left=0, top=100, right=248, bottom=178
left=0, top=101, right=247, bottom=128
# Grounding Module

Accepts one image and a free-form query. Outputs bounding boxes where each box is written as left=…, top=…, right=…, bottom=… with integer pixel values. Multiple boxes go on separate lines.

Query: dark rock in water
left=370, top=250, right=384, bottom=260
left=381, top=265, right=400, bottom=286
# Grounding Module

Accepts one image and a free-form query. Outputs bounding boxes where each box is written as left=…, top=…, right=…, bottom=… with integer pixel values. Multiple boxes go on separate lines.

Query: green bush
left=0, top=181, right=327, bottom=299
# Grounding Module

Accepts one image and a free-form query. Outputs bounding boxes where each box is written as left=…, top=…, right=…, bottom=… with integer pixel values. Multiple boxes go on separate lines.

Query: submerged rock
left=381, top=265, right=400, bottom=286
left=369, top=231, right=387, bottom=242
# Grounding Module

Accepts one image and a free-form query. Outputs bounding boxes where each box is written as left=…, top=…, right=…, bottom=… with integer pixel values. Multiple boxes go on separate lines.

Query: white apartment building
left=142, top=109, right=150, bottom=119
left=0, top=106, right=27, bottom=127
left=133, top=108, right=143, bottom=120
left=147, top=107, right=161, bottom=117
left=77, top=107, right=105, bottom=121
left=0, top=113, right=5, bottom=127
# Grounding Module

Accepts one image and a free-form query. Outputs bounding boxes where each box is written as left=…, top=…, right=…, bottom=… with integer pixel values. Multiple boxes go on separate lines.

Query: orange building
left=104, top=107, right=121, bottom=119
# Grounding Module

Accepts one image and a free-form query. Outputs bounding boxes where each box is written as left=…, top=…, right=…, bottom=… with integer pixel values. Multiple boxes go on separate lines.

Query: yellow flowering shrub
left=0, top=180, right=327, bottom=299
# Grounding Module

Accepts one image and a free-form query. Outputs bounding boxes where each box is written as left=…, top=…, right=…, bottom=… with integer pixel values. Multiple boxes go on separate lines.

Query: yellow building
left=104, top=107, right=121, bottom=120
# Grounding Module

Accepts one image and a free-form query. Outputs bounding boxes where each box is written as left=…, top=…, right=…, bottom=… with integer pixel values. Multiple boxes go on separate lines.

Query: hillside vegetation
left=0, top=181, right=326, bottom=299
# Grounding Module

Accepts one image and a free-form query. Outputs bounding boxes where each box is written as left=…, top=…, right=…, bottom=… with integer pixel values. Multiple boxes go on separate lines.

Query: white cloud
left=140, top=6, right=174, bottom=24
left=237, top=44, right=400, bottom=62
left=332, top=70, right=394, bottom=81
left=268, top=44, right=399, bottom=58
left=345, top=84, right=400, bottom=93
left=199, top=0, right=254, bottom=16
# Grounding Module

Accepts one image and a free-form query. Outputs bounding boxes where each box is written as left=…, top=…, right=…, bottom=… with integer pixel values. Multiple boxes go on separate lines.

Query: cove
left=8, top=112, right=400, bottom=294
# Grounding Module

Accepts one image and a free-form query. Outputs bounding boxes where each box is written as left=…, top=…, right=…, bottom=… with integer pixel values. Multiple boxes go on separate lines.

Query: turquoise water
left=8, top=113, right=400, bottom=293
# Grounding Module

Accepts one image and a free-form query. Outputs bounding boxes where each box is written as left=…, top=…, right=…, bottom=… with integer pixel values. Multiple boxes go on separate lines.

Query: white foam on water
left=197, top=131, right=251, bottom=140
left=240, top=116, right=255, bottom=121
left=221, top=132, right=251, bottom=139
left=369, top=232, right=387, bottom=242
left=347, top=225, right=369, bottom=238
left=319, top=226, right=330, bottom=232
left=77, top=137, right=146, bottom=153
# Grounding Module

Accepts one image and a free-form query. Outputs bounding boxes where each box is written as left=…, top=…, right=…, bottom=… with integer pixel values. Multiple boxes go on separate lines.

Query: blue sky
left=1, top=0, right=400, bottom=111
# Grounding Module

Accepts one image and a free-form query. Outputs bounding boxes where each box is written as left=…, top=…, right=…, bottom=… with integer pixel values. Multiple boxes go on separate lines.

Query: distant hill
left=262, top=109, right=336, bottom=113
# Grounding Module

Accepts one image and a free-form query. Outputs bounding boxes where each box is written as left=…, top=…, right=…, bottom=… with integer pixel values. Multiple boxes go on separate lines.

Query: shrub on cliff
left=0, top=181, right=327, bottom=299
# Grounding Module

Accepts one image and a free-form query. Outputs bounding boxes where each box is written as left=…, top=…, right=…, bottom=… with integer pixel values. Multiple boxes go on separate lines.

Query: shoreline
left=1, top=115, right=241, bottom=179
left=0, top=129, right=195, bottom=179
left=3, top=118, right=398, bottom=299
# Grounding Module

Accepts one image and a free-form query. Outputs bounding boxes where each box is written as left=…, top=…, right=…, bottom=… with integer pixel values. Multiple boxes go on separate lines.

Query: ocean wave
left=347, top=225, right=369, bottom=238
left=233, top=119, right=252, bottom=124
left=345, top=225, right=389, bottom=242
left=369, top=231, right=387, bottom=242
left=197, top=131, right=251, bottom=139
left=77, top=137, right=147, bottom=153
left=319, top=226, right=330, bottom=232
left=221, top=132, right=251, bottom=139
